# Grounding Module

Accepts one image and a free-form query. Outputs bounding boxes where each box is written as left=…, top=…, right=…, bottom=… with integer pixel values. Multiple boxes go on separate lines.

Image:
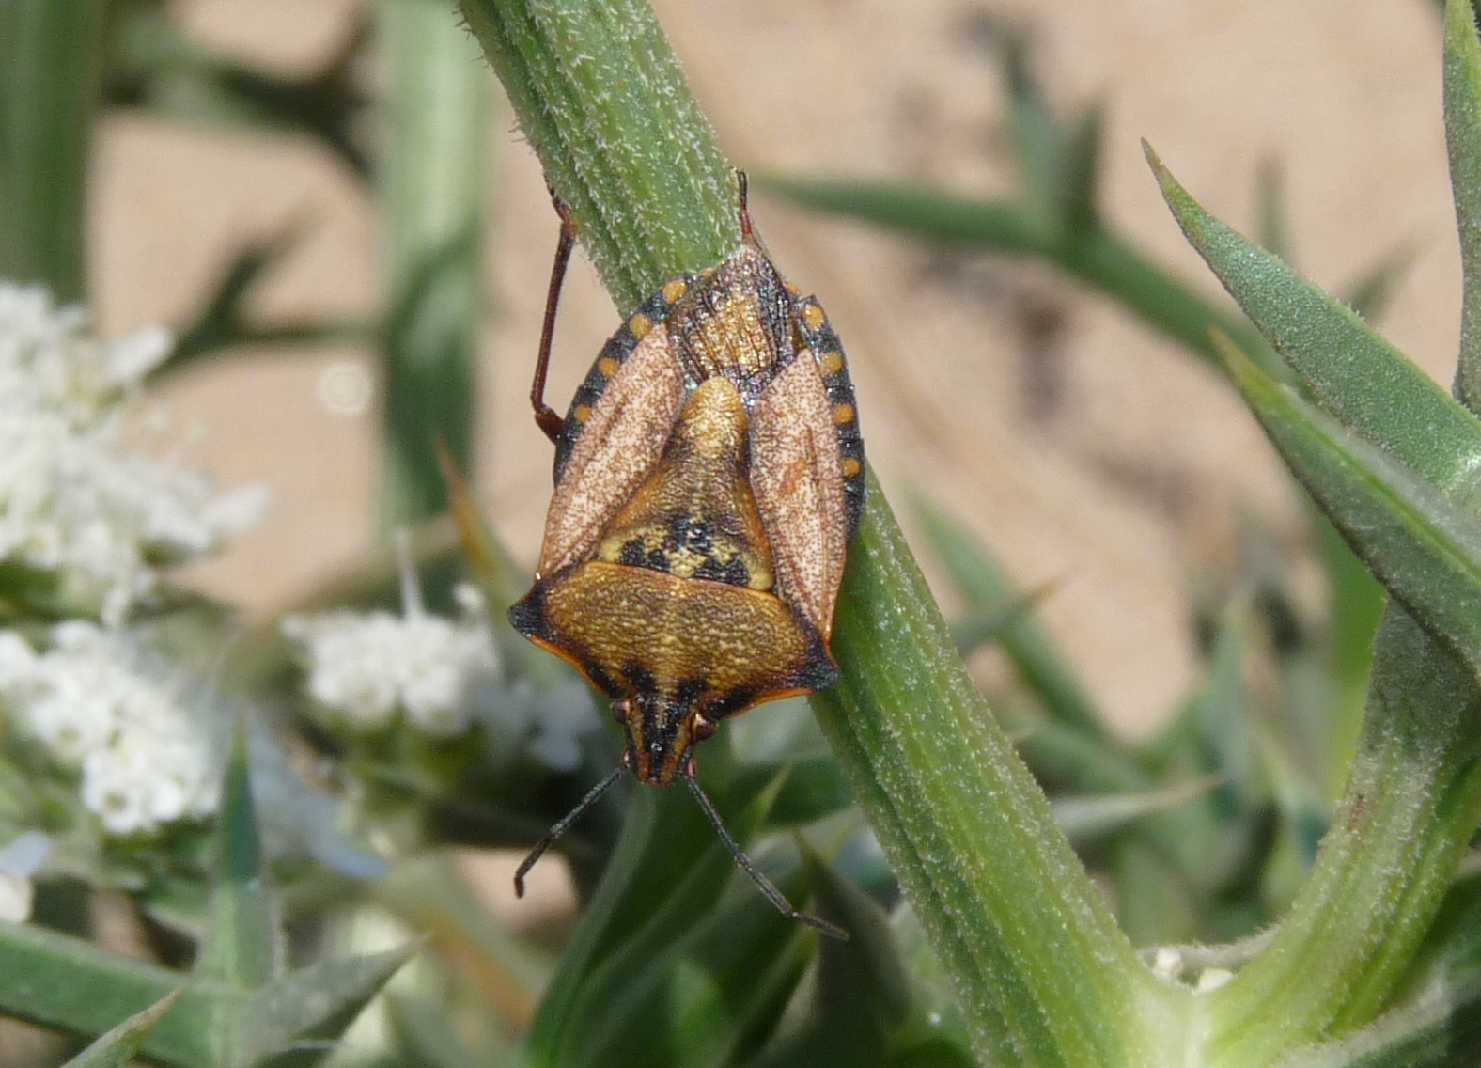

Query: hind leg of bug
left=530, top=195, right=579, bottom=446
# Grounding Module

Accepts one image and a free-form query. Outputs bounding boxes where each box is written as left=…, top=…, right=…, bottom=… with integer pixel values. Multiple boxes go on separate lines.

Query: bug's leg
left=531, top=195, right=579, bottom=446
left=514, top=763, right=624, bottom=897
left=736, top=169, right=755, bottom=244
left=683, top=763, right=849, bottom=940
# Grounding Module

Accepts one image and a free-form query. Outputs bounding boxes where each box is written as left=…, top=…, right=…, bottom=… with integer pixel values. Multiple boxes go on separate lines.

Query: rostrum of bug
left=507, top=175, right=863, bottom=936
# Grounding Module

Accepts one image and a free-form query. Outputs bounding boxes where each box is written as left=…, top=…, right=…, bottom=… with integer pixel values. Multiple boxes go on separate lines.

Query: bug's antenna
left=515, top=764, right=625, bottom=897
left=684, top=766, right=848, bottom=940
left=736, top=169, right=755, bottom=243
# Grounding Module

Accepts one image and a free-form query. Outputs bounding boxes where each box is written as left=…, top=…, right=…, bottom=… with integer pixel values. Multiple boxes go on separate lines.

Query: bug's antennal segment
left=514, top=763, right=626, bottom=897
left=530, top=195, right=580, bottom=445
left=683, top=764, right=849, bottom=941
left=736, top=169, right=755, bottom=244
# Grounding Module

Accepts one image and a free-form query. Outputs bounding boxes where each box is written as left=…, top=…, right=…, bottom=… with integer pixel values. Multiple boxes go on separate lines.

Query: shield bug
left=508, top=173, right=864, bottom=937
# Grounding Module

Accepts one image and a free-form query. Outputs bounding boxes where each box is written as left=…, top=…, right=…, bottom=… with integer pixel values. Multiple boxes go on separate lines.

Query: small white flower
left=0, top=872, right=32, bottom=923
left=0, top=283, right=169, bottom=424
left=0, top=624, right=221, bottom=836
left=0, top=282, right=267, bottom=623
left=283, top=562, right=499, bottom=737
left=1195, top=967, right=1235, bottom=994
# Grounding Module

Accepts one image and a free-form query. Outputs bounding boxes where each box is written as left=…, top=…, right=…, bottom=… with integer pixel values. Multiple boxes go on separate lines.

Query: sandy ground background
left=90, top=0, right=1458, bottom=737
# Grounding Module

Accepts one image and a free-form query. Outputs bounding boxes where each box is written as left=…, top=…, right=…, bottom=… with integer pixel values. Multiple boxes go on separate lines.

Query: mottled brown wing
left=536, top=331, right=686, bottom=579
left=748, top=353, right=850, bottom=641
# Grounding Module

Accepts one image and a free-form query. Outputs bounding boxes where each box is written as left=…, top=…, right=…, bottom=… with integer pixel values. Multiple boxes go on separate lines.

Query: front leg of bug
left=528, top=195, right=580, bottom=445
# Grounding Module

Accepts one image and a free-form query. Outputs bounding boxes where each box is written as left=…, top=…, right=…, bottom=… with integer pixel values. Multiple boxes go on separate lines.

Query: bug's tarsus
left=514, top=763, right=625, bottom=897
left=684, top=764, right=849, bottom=941
left=530, top=194, right=580, bottom=446
left=736, top=169, right=755, bottom=244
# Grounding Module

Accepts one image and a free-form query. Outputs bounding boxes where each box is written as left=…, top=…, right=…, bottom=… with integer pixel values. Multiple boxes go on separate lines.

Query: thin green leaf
left=1273, top=978, right=1481, bottom=1067
left=163, top=224, right=372, bottom=371
left=379, top=0, right=489, bottom=527
left=913, top=498, right=1103, bottom=736
left=809, top=855, right=912, bottom=1052
left=236, top=944, right=416, bottom=1066
left=1217, top=334, right=1481, bottom=683
left=523, top=766, right=809, bottom=1068
left=1060, top=103, right=1104, bottom=230
left=760, top=172, right=1274, bottom=375
left=1052, top=775, right=1226, bottom=847
left=1147, top=142, right=1481, bottom=496
left=62, top=991, right=182, bottom=1068
left=1341, top=239, right=1421, bottom=323
left=104, top=4, right=371, bottom=177
left=1311, top=508, right=1385, bottom=797
left=1446, top=0, right=1481, bottom=410
left=0, top=0, right=103, bottom=300
left=0, top=920, right=221, bottom=1066
left=950, top=577, right=1062, bottom=658
left=1204, top=603, right=1481, bottom=1065
left=197, top=722, right=278, bottom=990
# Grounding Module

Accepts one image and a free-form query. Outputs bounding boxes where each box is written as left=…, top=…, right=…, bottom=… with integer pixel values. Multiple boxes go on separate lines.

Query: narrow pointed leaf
left=1051, top=775, right=1226, bottom=846
left=1446, top=0, right=1481, bottom=410
left=524, top=767, right=806, bottom=1067
left=379, top=0, right=488, bottom=527
left=1218, top=336, right=1481, bottom=682
left=914, top=498, right=1103, bottom=736
left=0, top=920, right=225, bottom=1066
left=237, top=944, right=416, bottom=1066
left=1147, top=143, right=1481, bottom=495
left=1060, top=104, right=1104, bottom=229
left=197, top=724, right=278, bottom=989
left=1342, top=240, right=1421, bottom=323
left=62, top=991, right=182, bottom=1068
left=809, top=855, right=912, bottom=1050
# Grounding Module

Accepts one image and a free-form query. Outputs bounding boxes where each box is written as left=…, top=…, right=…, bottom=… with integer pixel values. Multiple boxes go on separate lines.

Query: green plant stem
left=457, top=0, right=735, bottom=313
left=457, top=2, right=1170, bottom=1064
left=1202, top=605, right=1481, bottom=1066
left=813, top=477, right=1171, bottom=1065
left=379, top=0, right=489, bottom=527
left=0, top=0, right=104, bottom=301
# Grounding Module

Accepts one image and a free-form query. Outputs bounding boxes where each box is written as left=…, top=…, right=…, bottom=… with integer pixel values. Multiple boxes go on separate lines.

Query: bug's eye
left=611, top=699, right=630, bottom=725
left=692, top=715, right=717, bottom=741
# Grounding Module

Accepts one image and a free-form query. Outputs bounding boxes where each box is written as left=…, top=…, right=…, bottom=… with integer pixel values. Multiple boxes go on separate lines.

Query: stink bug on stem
left=509, top=172, right=864, bottom=938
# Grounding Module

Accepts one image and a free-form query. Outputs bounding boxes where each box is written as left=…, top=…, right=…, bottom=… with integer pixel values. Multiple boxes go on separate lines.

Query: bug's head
left=615, top=691, right=718, bottom=785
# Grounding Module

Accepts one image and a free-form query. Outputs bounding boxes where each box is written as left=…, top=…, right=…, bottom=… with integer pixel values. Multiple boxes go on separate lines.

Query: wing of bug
left=749, top=347, right=850, bottom=641
left=537, top=330, right=687, bottom=578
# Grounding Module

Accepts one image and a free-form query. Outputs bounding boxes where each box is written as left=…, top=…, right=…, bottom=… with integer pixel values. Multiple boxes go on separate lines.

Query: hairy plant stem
left=457, top=2, right=1169, bottom=1063
left=1202, top=605, right=1481, bottom=1066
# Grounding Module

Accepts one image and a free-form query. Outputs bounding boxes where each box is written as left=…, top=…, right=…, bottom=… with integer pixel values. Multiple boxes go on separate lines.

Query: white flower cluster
left=0, top=623, right=220, bottom=836
left=0, top=283, right=266, bottom=624
left=283, top=583, right=500, bottom=738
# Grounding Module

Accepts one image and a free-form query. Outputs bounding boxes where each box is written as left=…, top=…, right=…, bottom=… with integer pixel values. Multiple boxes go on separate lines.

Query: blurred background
left=1, top=1, right=1469, bottom=1063
left=124, top=0, right=1456, bottom=735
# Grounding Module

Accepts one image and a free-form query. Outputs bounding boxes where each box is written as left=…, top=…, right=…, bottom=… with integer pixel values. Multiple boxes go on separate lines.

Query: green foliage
left=6, top=1, right=1481, bottom=1065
